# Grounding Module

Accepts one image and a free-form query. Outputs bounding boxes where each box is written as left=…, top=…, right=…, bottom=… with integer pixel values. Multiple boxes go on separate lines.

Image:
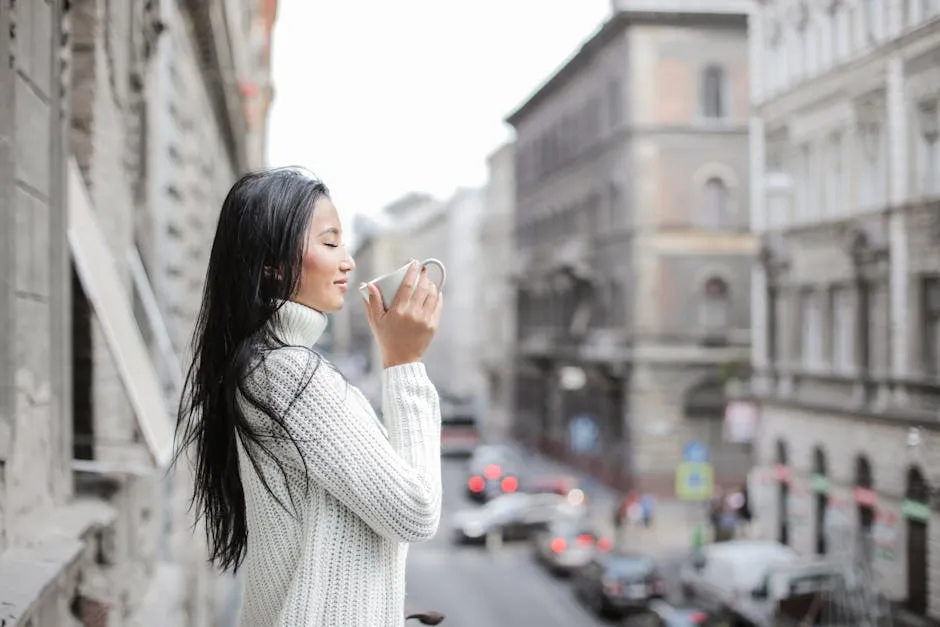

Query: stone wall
left=0, top=0, right=270, bottom=624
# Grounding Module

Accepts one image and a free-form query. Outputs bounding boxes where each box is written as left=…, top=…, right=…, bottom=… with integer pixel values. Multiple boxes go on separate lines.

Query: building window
left=700, top=65, right=727, bottom=119
left=865, top=0, right=878, bottom=38
left=858, top=121, right=884, bottom=208
left=831, top=286, right=855, bottom=373
left=701, top=277, right=731, bottom=334
left=922, top=277, right=940, bottom=375
left=796, top=145, right=811, bottom=222
left=767, top=287, right=778, bottom=363
left=801, top=290, right=822, bottom=368
left=827, top=133, right=844, bottom=216
left=868, top=282, right=889, bottom=376
left=855, top=455, right=876, bottom=566
left=918, top=101, right=939, bottom=197
left=828, top=9, right=840, bottom=66
left=703, top=177, right=730, bottom=228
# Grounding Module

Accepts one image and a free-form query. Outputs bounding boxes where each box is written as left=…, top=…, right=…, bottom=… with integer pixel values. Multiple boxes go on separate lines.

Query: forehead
left=308, top=197, right=341, bottom=231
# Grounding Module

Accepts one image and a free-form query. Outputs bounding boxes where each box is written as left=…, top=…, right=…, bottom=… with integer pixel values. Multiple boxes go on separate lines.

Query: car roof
left=701, top=539, right=797, bottom=559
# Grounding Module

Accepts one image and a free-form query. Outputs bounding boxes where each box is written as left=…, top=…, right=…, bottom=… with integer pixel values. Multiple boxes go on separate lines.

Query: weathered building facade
left=0, top=0, right=275, bottom=624
left=747, top=0, right=940, bottom=620
left=478, top=142, right=517, bottom=440
left=340, top=190, right=486, bottom=409
left=508, top=4, right=754, bottom=494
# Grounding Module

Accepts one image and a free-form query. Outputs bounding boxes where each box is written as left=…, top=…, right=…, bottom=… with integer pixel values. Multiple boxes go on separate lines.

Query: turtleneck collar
left=273, top=300, right=329, bottom=347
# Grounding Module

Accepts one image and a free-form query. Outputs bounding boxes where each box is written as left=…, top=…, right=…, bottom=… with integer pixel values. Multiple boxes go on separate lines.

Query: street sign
left=569, top=415, right=598, bottom=454
left=683, top=441, right=709, bottom=463
left=675, top=461, right=714, bottom=501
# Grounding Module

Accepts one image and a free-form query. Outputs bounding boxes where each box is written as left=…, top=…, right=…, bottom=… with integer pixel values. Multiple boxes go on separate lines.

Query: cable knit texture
left=235, top=300, right=442, bottom=626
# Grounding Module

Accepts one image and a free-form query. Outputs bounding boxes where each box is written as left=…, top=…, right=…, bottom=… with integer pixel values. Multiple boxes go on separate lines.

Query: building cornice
left=180, top=0, right=250, bottom=173
left=754, top=16, right=940, bottom=121
left=506, top=10, right=748, bottom=127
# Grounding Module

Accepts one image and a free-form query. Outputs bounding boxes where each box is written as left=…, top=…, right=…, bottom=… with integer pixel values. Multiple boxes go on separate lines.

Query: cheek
left=302, top=249, right=335, bottom=282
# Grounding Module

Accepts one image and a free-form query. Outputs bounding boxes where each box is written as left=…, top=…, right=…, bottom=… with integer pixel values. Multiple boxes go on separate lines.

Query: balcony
left=754, top=367, right=940, bottom=426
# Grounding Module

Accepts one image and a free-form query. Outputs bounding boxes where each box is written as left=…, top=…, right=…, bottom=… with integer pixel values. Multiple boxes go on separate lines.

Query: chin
left=321, top=297, right=345, bottom=313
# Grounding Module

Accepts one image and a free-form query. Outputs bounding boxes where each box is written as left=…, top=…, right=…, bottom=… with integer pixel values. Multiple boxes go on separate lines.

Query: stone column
left=0, top=0, right=15, bottom=554
left=750, top=116, right=768, bottom=374
left=886, top=54, right=910, bottom=381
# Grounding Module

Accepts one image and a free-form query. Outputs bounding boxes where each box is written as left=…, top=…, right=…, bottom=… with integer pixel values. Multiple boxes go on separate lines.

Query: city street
left=405, top=457, right=687, bottom=627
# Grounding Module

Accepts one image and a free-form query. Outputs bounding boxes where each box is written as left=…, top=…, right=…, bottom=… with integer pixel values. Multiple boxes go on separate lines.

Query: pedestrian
left=639, top=493, right=654, bottom=528
left=175, top=169, right=445, bottom=627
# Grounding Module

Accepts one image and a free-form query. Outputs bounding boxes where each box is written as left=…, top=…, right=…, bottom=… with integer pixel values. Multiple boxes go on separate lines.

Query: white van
left=678, top=540, right=798, bottom=616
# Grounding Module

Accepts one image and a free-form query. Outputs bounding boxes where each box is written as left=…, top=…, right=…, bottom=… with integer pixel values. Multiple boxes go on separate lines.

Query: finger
left=412, top=268, right=432, bottom=309
left=422, top=279, right=439, bottom=311
left=366, top=283, right=385, bottom=320
left=390, top=261, right=421, bottom=311
left=430, top=291, right=443, bottom=327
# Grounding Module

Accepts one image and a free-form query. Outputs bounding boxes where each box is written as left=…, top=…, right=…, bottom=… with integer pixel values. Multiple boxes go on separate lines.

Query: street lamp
left=559, top=366, right=587, bottom=391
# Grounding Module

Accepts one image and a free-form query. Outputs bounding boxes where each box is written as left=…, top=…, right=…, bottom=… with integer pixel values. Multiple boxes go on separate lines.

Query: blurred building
left=747, top=0, right=940, bottom=620
left=478, top=142, right=518, bottom=441
left=336, top=189, right=487, bottom=409
left=506, top=4, right=754, bottom=494
left=337, top=194, right=443, bottom=400
left=0, top=0, right=276, bottom=624
left=408, top=188, right=486, bottom=406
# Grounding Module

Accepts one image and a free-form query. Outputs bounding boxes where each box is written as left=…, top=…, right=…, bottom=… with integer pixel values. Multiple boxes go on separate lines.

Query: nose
left=342, top=250, right=356, bottom=272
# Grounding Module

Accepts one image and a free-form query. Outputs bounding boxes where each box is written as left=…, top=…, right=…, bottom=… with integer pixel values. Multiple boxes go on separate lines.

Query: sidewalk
left=616, top=499, right=706, bottom=557
left=518, top=447, right=702, bottom=556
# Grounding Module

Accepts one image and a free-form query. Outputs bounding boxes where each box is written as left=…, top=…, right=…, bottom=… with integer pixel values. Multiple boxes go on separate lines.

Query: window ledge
left=0, top=499, right=116, bottom=625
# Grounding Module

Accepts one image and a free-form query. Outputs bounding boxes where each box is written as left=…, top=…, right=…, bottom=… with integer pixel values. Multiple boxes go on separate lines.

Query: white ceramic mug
left=358, top=258, right=446, bottom=310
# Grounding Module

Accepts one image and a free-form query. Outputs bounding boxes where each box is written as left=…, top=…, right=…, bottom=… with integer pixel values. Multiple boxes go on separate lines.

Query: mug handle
left=420, top=258, right=446, bottom=291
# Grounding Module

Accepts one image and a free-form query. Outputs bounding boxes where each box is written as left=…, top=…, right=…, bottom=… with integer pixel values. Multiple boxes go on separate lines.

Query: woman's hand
left=365, top=261, right=443, bottom=368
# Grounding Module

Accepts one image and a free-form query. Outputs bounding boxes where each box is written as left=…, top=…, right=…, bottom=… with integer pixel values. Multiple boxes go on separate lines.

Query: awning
left=67, top=159, right=174, bottom=469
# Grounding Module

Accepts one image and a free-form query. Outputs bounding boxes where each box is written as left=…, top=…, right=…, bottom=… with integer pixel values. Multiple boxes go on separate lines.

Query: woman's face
left=292, top=197, right=355, bottom=313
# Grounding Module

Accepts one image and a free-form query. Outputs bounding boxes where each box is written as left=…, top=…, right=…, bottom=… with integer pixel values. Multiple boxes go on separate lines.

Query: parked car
left=439, top=394, right=479, bottom=457
left=733, top=557, right=864, bottom=627
left=450, top=492, right=582, bottom=544
left=532, top=518, right=613, bottom=575
left=572, top=552, right=667, bottom=619
left=622, top=600, right=723, bottom=626
left=678, top=540, right=798, bottom=623
left=465, top=444, right=526, bottom=502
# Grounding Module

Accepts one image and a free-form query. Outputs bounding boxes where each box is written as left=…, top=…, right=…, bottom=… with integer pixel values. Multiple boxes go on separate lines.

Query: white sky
left=265, top=0, right=611, bottom=235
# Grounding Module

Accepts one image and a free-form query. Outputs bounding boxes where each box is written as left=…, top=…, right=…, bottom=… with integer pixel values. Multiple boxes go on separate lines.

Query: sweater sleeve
left=254, top=348, right=442, bottom=543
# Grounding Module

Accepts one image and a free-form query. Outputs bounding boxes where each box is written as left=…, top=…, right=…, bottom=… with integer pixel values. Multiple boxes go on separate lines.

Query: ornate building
left=747, top=0, right=940, bottom=620
left=0, top=0, right=276, bottom=624
left=508, top=2, right=754, bottom=494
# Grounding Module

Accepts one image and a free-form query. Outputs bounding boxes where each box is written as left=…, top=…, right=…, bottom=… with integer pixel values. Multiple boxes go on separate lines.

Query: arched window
left=701, top=277, right=731, bottom=333
left=812, top=446, right=829, bottom=555
left=701, top=65, right=727, bottom=119
left=704, top=177, right=730, bottom=228
left=905, top=465, right=929, bottom=615
left=776, top=439, right=790, bottom=545
left=855, top=455, right=876, bottom=565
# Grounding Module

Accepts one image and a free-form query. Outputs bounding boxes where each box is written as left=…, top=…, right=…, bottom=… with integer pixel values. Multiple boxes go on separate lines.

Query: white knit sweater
left=235, top=300, right=442, bottom=626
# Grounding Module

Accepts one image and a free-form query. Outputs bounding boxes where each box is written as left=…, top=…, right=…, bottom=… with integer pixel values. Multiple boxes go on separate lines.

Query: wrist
left=383, top=356, right=421, bottom=369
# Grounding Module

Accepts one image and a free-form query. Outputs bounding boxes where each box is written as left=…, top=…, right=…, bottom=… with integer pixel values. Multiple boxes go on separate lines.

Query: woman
left=176, top=168, right=444, bottom=626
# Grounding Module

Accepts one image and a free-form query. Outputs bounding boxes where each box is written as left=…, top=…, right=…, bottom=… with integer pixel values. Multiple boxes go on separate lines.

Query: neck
left=274, top=300, right=329, bottom=347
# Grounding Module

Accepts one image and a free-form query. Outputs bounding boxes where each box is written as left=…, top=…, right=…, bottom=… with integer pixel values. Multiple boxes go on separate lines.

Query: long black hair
left=175, top=168, right=330, bottom=572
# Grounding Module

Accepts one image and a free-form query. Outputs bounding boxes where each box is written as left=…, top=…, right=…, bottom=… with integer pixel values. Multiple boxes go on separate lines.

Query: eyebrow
left=318, top=227, right=340, bottom=237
